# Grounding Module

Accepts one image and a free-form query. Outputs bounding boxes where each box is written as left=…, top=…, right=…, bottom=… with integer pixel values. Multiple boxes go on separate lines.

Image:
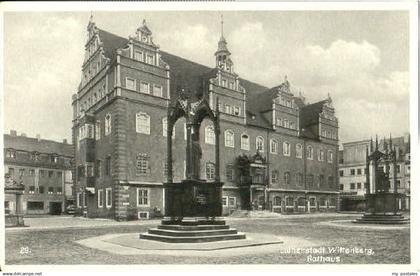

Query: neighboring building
left=4, top=131, right=74, bottom=215
left=339, top=134, right=410, bottom=211
left=72, top=18, right=339, bottom=220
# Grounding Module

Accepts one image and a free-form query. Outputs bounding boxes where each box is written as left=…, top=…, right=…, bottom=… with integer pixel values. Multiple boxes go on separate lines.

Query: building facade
left=72, top=18, right=339, bottom=220
left=4, top=131, right=74, bottom=215
left=339, top=135, right=410, bottom=211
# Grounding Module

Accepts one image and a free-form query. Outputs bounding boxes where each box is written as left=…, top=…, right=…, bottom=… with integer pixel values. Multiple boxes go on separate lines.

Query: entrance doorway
left=49, top=202, right=62, bottom=215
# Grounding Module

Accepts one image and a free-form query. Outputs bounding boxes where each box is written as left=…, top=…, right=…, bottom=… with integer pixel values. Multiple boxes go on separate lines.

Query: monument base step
left=139, top=232, right=246, bottom=243
left=353, top=213, right=409, bottom=224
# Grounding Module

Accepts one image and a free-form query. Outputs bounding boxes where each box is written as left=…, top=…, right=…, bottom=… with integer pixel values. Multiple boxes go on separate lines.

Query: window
left=283, top=142, right=291, bottom=156
left=19, top=169, right=25, bottom=177
left=276, top=118, right=282, bottom=126
left=222, top=79, right=227, bottom=87
left=29, top=169, right=35, bottom=176
left=222, top=196, right=228, bottom=207
left=228, top=81, right=234, bottom=90
left=57, top=171, right=62, bottom=179
left=96, top=160, right=102, bottom=178
left=226, top=165, right=234, bottom=182
left=339, top=184, right=344, bottom=190
left=6, top=150, right=16, bottom=159
left=296, top=144, right=303, bottom=158
left=357, top=183, right=361, bottom=189
left=350, top=183, right=355, bottom=190
left=136, top=154, right=149, bottom=175
left=134, top=51, right=143, bottom=61
left=290, top=122, right=295, bottom=130
left=86, top=165, right=94, bottom=177
left=396, top=165, right=401, bottom=173
left=105, top=113, right=112, bottom=136
left=350, top=169, right=355, bottom=175
left=318, top=149, right=324, bottom=162
left=319, top=174, right=325, bottom=187
left=206, top=162, right=215, bottom=180
left=307, top=174, right=314, bottom=188
left=283, top=119, right=290, bottom=128
left=48, top=171, right=54, bottom=178
left=224, top=104, right=231, bottom=114
left=339, top=170, right=344, bottom=177
left=270, top=139, right=278, bottom=154
left=39, top=169, right=44, bottom=177
left=286, top=197, right=294, bottom=207
left=256, top=136, right=264, bottom=151
left=27, top=201, right=44, bottom=210
left=125, top=77, right=136, bottom=90
left=146, top=54, right=154, bottom=65
left=48, top=187, right=54, bottom=194
left=284, top=172, right=290, bottom=185
left=57, top=187, right=63, bottom=195
left=140, top=82, right=150, bottom=94
left=328, top=176, right=334, bottom=188
left=153, top=85, right=162, bottom=97
left=233, top=106, right=240, bottom=116
left=162, top=118, right=175, bottom=138
left=307, top=146, right=313, bottom=160
left=137, top=188, right=150, bottom=206
left=105, top=156, right=111, bottom=176
left=273, top=196, right=281, bottom=206
left=97, top=189, right=104, bottom=207
left=296, top=173, right=303, bottom=186
left=271, top=170, right=279, bottom=184
left=138, top=212, right=149, bottom=219
left=105, top=188, right=112, bottom=208
left=328, top=150, right=333, bottom=163
left=205, top=126, right=215, bottom=145
left=241, top=134, right=250, bottom=150
left=224, top=130, right=234, bottom=148
left=95, top=121, right=101, bottom=140
left=357, top=168, right=362, bottom=175
left=397, top=180, right=401, bottom=188
left=50, top=155, right=58, bottom=163
left=136, top=112, right=150, bottom=134
left=228, top=197, right=236, bottom=207
left=29, top=186, right=35, bottom=194
left=39, top=186, right=45, bottom=194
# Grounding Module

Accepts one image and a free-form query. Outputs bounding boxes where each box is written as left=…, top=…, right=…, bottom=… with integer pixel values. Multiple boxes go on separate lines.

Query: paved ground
left=5, top=213, right=410, bottom=264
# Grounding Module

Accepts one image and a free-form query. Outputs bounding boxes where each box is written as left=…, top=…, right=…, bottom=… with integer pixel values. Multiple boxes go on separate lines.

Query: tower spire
left=221, top=14, right=224, bottom=38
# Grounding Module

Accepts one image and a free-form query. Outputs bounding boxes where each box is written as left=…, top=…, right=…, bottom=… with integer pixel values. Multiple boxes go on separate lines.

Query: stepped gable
left=4, top=134, right=73, bottom=157
left=299, top=100, right=328, bottom=140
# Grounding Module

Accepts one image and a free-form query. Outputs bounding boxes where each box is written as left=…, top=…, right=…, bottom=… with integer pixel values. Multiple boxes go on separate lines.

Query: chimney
left=63, top=139, right=68, bottom=144
left=10, top=130, right=17, bottom=136
left=21, top=133, right=27, bottom=137
left=36, top=134, right=41, bottom=142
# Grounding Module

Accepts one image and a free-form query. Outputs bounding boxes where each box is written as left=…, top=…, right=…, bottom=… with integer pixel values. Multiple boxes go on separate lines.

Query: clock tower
left=215, top=16, right=234, bottom=73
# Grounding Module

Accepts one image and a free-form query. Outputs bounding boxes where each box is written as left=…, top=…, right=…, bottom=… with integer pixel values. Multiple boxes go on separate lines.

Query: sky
left=3, top=10, right=410, bottom=144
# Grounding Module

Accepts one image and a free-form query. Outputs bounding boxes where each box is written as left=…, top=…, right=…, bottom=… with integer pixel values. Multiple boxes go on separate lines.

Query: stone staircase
left=140, top=218, right=246, bottom=243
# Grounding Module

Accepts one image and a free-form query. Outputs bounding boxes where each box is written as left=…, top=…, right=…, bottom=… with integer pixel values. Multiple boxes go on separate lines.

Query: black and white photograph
left=0, top=1, right=418, bottom=274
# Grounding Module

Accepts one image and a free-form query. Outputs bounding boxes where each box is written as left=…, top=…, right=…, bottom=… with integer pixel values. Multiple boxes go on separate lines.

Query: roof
left=4, top=134, right=74, bottom=157
left=94, top=26, right=330, bottom=132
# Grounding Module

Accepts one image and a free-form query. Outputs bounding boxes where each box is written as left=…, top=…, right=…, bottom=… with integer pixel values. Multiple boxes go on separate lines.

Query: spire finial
left=375, top=134, right=378, bottom=151
left=89, top=11, right=94, bottom=22
left=221, top=14, right=224, bottom=37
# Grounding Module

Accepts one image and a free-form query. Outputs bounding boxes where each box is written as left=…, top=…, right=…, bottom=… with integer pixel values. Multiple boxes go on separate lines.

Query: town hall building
left=72, top=18, right=339, bottom=220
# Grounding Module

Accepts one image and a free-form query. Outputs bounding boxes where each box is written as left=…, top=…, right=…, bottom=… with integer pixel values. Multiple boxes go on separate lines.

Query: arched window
left=296, top=143, right=303, bottom=158
left=162, top=118, right=175, bottom=138
left=256, top=136, right=264, bottom=151
left=284, top=171, right=290, bottom=185
left=283, top=141, right=291, bottom=156
left=318, top=149, right=324, bottom=161
left=241, top=134, right=250, bottom=150
left=205, top=126, right=215, bottom=145
left=307, top=145, right=313, bottom=160
left=328, top=150, right=333, bottom=163
left=224, top=130, right=234, bottom=148
left=270, top=139, right=278, bottom=154
left=136, top=112, right=150, bottom=134
left=104, top=113, right=112, bottom=136
left=286, top=197, right=294, bottom=207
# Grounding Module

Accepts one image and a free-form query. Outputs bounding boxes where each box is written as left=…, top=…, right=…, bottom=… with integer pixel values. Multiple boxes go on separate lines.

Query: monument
left=140, top=91, right=246, bottom=242
left=4, top=173, right=25, bottom=227
left=354, top=136, right=409, bottom=224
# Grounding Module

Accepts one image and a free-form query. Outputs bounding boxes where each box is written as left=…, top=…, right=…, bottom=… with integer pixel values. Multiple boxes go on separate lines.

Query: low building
left=339, top=134, right=410, bottom=211
left=4, top=131, right=74, bottom=215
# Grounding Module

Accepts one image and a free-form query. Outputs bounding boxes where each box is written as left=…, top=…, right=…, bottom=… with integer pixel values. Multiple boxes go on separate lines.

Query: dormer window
left=146, top=54, right=154, bottom=65
left=222, top=79, right=227, bottom=87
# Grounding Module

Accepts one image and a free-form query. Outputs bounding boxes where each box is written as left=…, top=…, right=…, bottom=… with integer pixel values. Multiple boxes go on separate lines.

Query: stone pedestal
left=5, top=186, right=25, bottom=228
left=354, top=192, right=409, bottom=224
